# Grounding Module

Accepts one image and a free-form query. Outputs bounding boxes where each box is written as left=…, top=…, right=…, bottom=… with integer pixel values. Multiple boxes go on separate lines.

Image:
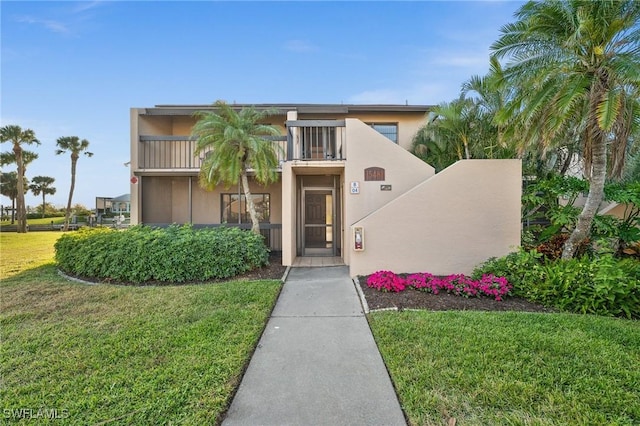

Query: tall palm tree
left=192, top=101, right=281, bottom=235
left=0, top=125, right=40, bottom=232
left=491, top=0, right=640, bottom=259
left=55, top=137, right=93, bottom=231
left=1, top=172, right=24, bottom=224
left=461, top=57, right=514, bottom=159
left=29, top=176, right=56, bottom=218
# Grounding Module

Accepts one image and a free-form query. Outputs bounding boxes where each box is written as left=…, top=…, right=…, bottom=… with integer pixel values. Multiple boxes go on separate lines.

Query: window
left=221, top=194, right=270, bottom=224
left=368, top=123, right=398, bottom=143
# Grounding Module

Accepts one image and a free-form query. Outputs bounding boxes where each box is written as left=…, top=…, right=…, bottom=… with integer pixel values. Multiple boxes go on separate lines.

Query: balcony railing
left=286, top=120, right=346, bottom=161
left=138, top=120, right=346, bottom=170
left=138, top=136, right=287, bottom=170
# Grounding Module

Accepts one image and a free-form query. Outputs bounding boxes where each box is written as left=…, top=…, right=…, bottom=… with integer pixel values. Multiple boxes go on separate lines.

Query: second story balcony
left=137, top=136, right=287, bottom=171
left=136, top=120, right=346, bottom=171
left=286, top=120, right=346, bottom=161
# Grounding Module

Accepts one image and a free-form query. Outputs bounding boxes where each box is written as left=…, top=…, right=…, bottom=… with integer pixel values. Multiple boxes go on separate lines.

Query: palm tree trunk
left=14, top=146, right=27, bottom=233
left=11, top=197, right=15, bottom=224
left=462, top=136, right=471, bottom=160
left=240, top=171, right=261, bottom=235
left=562, top=109, right=607, bottom=259
left=64, top=157, right=77, bottom=231
left=41, top=193, right=46, bottom=218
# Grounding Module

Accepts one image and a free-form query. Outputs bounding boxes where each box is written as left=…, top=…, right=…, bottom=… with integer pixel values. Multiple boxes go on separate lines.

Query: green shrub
left=473, top=251, right=640, bottom=319
left=471, top=249, right=545, bottom=297
left=55, top=224, right=269, bottom=284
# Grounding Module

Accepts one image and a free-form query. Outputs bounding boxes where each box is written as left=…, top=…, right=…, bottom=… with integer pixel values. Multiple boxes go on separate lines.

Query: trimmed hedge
left=472, top=250, right=640, bottom=319
left=55, top=224, right=269, bottom=284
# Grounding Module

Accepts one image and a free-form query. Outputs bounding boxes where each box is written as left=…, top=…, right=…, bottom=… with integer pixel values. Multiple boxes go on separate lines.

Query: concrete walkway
left=223, top=266, right=406, bottom=426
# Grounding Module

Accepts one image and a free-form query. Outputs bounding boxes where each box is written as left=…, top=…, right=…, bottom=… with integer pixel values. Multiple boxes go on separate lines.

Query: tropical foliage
left=0, top=171, right=25, bottom=224
left=411, top=58, right=518, bottom=172
left=491, top=0, right=640, bottom=258
left=0, top=125, right=40, bottom=232
left=192, top=100, right=281, bottom=235
left=473, top=250, right=640, bottom=319
left=55, top=136, right=93, bottom=231
left=29, top=176, right=56, bottom=218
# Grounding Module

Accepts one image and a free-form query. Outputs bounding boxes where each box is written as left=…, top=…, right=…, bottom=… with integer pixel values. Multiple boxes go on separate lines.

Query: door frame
left=301, top=187, right=336, bottom=256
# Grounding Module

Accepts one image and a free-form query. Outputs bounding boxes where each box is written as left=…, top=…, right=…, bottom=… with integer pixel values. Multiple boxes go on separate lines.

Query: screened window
left=221, top=194, right=270, bottom=224
left=368, top=123, right=398, bottom=143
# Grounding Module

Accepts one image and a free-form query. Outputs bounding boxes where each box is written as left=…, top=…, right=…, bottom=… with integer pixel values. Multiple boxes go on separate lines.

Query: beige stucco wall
left=296, top=112, right=426, bottom=150
left=136, top=174, right=281, bottom=225
left=599, top=202, right=636, bottom=221
left=137, top=115, right=173, bottom=135
left=343, top=119, right=435, bottom=266
left=281, top=162, right=296, bottom=266
left=349, top=159, right=522, bottom=277
left=344, top=112, right=426, bottom=150
left=130, top=109, right=142, bottom=224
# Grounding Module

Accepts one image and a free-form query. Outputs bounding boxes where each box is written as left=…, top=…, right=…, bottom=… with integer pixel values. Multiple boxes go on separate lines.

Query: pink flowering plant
left=366, top=271, right=512, bottom=301
left=366, top=270, right=407, bottom=292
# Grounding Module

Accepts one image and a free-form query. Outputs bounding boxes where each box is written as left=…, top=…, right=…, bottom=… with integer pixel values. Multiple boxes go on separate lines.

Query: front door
left=303, top=189, right=334, bottom=256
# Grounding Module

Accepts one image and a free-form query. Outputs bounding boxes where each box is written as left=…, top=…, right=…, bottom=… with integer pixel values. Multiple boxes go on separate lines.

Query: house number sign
left=364, top=167, right=385, bottom=181
left=350, top=181, right=360, bottom=194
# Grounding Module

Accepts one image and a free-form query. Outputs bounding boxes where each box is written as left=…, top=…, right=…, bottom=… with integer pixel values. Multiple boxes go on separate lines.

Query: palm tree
left=55, top=137, right=93, bottom=231
left=192, top=101, right=281, bottom=235
left=411, top=113, right=459, bottom=172
left=491, top=0, right=640, bottom=259
left=29, top=176, right=56, bottom=218
left=1, top=172, right=23, bottom=224
left=0, top=125, right=40, bottom=232
left=461, top=57, right=515, bottom=160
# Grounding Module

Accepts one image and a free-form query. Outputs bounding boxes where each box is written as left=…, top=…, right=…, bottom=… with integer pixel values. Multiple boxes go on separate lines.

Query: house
left=130, top=103, right=521, bottom=277
left=95, top=194, right=131, bottom=217
left=110, top=194, right=131, bottom=215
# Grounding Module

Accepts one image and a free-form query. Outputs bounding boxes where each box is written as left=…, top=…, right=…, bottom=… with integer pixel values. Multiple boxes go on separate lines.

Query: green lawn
left=1, top=217, right=66, bottom=226
left=0, top=233, right=281, bottom=424
left=0, top=232, right=62, bottom=278
left=369, top=310, right=640, bottom=425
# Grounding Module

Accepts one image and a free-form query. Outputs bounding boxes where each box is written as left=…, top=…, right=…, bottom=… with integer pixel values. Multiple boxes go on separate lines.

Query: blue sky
left=1, top=0, right=524, bottom=210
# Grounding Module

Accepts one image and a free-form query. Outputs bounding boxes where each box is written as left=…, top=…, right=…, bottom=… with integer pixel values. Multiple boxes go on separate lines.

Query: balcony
left=286, top=120, right=346, bottom=161
left=137, top=120, right=346, bottom=170
left=137, top=136, right=287, bottom=170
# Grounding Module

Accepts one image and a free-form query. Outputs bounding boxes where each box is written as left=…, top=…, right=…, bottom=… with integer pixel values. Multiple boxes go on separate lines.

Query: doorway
left=303, top=189, right=334, bottom=256
left=298, top=175, right=341, bottom=257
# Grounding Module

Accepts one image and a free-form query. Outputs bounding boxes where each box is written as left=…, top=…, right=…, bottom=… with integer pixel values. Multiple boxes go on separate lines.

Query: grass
left=0, top=232, right=62, bottom=278
left=369, top=310, right=640, bottom=425
left=1, top=233, right=282, bottom=424
left=1, top=217, right=66, bottom=226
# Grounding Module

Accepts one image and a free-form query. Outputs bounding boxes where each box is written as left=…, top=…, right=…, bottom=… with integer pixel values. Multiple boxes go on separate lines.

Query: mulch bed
left=356, top=276, right=555, bottom=313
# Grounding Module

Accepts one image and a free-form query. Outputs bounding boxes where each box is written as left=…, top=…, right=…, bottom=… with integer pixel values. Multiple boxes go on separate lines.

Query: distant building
left=95, top=194, right=130, bottom=217
left=111, top=194, right=131, bottom=215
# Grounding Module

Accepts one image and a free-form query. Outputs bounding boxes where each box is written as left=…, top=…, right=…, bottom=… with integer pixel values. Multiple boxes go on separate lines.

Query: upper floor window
left=368, top=123, right=398, bottom=143
left=221, top=193, right=270, bottom=224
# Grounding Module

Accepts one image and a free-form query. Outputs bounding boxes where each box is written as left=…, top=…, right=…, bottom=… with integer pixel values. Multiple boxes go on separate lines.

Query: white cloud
left=13, top=2, right=107, bottom=36
left=15, top=16, right=70, bottom=34
left=283, top=39, right=317, bottom=53
left=71, top=1, right=105, bottom=14
left=429, top=53, right=489, bottom=68
left=348, top=83, right=451, bottom=106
